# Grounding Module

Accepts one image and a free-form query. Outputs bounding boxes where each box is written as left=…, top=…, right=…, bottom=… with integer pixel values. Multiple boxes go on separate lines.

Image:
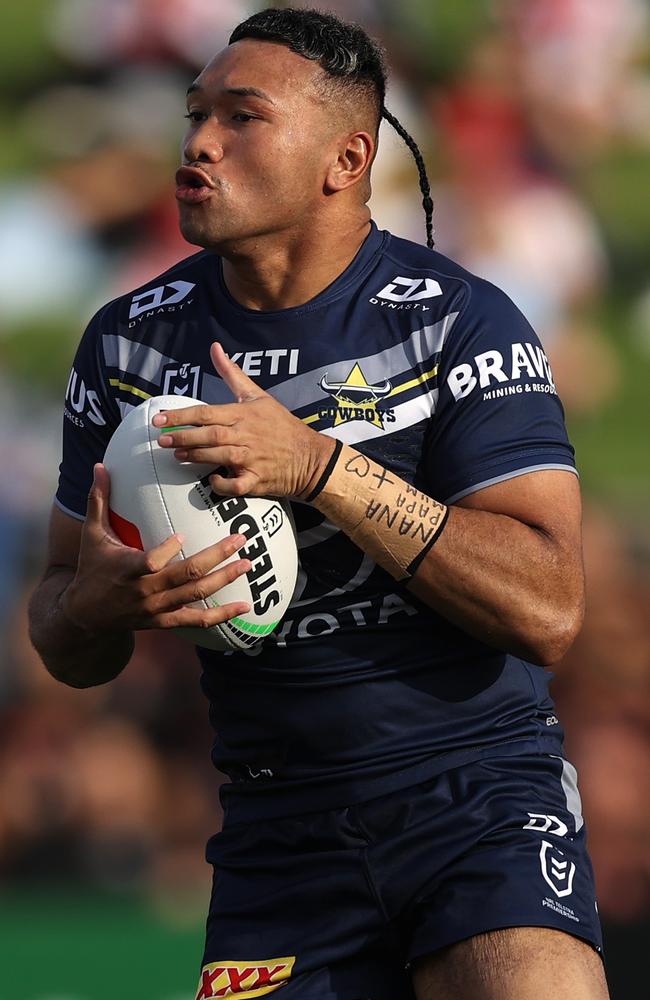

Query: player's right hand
left=61, top=464, right=251, bottom=633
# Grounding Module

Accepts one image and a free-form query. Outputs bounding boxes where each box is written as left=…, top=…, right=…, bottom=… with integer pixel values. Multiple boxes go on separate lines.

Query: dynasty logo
left=318, top=363, right=395, bottom=427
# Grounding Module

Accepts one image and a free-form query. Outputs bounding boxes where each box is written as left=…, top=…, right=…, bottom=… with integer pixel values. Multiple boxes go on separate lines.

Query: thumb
left=86, top=463, right=111, bottom=529
left=210, top=341, right=264, bottom=402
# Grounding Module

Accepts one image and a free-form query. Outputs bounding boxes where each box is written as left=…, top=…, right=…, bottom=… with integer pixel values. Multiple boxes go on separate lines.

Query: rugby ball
left=102, top=394, right=298, bottom=651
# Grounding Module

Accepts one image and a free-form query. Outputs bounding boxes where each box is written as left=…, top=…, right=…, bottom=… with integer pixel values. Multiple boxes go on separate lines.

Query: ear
left=324, top=131, right=375, bottom=194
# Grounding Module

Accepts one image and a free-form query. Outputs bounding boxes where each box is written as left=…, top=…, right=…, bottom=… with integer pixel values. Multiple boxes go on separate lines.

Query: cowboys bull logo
left=318, top=363, right=395, bottom=428
left=196, top=957, right=295, bottom=999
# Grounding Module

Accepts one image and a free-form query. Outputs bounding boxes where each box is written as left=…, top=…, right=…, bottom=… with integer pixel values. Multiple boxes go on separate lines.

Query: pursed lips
left=175, top=166, right=217, bottom=204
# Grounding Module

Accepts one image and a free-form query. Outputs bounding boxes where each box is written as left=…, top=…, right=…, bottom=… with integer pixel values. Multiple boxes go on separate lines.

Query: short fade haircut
left=229, top=7, right=434, bottom=248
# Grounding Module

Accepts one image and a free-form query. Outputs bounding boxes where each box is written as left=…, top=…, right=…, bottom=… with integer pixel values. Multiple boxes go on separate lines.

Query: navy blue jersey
left=56, top=223, right=576, bottom=819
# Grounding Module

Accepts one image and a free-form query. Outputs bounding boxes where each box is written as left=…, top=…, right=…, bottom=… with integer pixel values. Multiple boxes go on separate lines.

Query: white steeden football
left=103, top=394, right=298, bottom=651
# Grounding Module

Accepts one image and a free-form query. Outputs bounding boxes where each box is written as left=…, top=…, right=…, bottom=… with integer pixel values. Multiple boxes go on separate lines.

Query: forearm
left=28, top=569, right=134, bottom=688
left=310, top=443, right=582, bottom=663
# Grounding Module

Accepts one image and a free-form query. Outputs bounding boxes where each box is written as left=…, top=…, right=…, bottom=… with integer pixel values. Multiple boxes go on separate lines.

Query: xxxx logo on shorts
left=195, top=957, right=296, bottom=999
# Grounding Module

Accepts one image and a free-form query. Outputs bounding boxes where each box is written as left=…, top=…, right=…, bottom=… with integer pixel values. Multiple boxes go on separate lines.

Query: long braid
left=381, top=107, right=435, bottom=249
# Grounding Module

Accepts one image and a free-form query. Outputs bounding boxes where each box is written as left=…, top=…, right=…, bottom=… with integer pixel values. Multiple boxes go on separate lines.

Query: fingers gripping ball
left=103, top=395, right=298, bottom=651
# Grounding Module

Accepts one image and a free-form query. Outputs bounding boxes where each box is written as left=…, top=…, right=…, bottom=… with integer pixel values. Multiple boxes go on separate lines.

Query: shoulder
left=374, top=229, right=526, bottom=332
left=84, top=249, right=213, bottom=336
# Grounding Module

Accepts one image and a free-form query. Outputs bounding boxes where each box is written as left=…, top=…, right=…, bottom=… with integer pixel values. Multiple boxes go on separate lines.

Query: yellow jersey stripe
left=387, top=364, right=438, bottom=399
left=109, top=379, right=152, bottom=400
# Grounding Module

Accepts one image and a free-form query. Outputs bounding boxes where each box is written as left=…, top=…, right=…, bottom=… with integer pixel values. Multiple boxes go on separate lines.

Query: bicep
left=455, top=469, right=583, bottom=556
left=407, top=469, right=585, bottom=662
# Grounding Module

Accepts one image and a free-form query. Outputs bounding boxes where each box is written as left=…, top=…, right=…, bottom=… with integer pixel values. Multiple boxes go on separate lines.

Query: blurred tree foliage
left=568, top=298, right=650, bottom=513
left=0, top=0, right=63, bottom=90
left=0, top=318, right=80, bottom=392
left=388, top=0, right=494, bottom=83
left=581, top=149, right=650, bottom=291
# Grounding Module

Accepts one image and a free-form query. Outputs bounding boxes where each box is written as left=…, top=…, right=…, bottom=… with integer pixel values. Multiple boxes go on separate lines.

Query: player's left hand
left=153, top=342, right=335, bottom=499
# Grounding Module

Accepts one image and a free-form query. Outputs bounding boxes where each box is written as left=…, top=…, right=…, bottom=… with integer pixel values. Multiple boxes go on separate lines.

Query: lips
left=175, top=166, right=215, bottom=204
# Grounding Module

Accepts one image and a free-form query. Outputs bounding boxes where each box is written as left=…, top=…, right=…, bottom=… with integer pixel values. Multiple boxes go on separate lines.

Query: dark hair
left=229, top=7, right=435, bottom=248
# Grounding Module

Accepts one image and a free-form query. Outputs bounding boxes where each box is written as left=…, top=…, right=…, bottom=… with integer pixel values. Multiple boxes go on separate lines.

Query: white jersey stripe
left=270, top=312, right=459, bottom=412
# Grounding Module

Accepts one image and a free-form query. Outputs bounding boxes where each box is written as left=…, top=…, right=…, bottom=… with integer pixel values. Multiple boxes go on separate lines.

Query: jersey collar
left=214, top=221, right=386, bottom=320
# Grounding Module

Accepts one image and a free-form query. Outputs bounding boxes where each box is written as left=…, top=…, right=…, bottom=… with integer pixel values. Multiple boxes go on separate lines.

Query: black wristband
left=405, top=504, right=450, bottom=576
left=302, top=439, right=343, bottom=503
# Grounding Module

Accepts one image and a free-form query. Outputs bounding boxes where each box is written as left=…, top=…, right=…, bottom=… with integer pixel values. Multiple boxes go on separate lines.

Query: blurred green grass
left=0, top=892, right=202, bottom=1000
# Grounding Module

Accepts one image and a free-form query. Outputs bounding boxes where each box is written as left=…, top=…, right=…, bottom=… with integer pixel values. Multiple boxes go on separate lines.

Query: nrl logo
left=261, top=503, right=284, bottom=538
left=318, top=363, right=394, bottom=428
left=162, top=361, right=202, bottom=397
left=539, top=840, right=576, bottom=898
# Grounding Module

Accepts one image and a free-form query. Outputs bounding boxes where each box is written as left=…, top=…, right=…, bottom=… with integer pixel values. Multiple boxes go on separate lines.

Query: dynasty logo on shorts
left=195, top=957, right=296, bottom=999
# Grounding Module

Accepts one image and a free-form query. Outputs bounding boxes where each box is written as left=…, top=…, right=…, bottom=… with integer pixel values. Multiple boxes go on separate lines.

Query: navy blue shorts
left=196, top=753, right=603, bottom=1000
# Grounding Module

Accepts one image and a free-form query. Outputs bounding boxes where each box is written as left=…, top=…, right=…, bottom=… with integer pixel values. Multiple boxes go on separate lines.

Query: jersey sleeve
left=422, top=278, right=576, bottom=504
left=55, top=303, right=120, bottom=520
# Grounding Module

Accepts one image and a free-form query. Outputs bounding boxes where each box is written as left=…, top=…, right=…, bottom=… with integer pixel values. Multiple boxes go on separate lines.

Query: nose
left=182, top=120, right=224, bottom=166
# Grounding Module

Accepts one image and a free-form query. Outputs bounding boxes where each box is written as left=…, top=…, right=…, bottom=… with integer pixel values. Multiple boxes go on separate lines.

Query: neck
left=219, top=210, right=372, bottom=311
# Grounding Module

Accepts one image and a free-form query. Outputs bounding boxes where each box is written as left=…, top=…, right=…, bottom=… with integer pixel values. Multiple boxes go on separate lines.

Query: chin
left=178, top=216, right=216, bottom=248
left=178, top=214, right=245, bottom=252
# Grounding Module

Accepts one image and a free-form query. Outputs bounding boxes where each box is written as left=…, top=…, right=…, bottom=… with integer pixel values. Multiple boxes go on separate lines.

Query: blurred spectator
left=49, top=0, right=256, bottom=70
left=0, top=373, right=60, bottom=698
left=506, top=0, right=650, bottom=157
left=554, top=505, right=650, bottom=922
left=2, top=594, right=220, bottom=903
left=425, top=32, right=622, bottom=417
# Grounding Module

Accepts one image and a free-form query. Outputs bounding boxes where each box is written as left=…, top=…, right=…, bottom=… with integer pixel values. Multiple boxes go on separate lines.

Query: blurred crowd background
left=0, top=1, right=648, bottom=997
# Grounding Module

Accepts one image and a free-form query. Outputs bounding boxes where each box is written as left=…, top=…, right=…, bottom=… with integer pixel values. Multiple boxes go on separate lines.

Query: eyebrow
left=186, top=83, right=276, bottom=106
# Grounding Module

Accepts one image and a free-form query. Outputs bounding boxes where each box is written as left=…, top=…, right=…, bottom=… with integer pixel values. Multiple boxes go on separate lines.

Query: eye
left=183, top=111, right=206, bottom=124
left=233, top=112, right=258, bottom=123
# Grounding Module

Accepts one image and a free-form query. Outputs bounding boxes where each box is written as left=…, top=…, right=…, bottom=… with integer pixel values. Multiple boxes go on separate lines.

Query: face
left=177, top=39, right=339, bottom=250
